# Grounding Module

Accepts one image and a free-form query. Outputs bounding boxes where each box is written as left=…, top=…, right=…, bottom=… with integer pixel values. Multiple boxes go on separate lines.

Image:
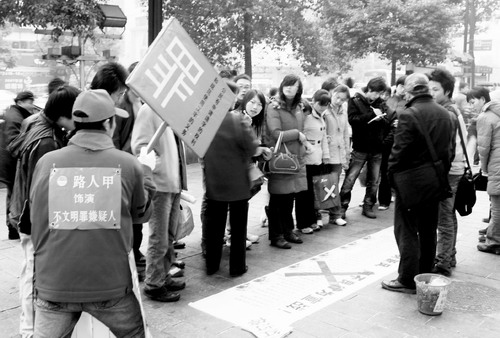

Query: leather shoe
left=478, top=228, right=487, bottom=235
left=362, top=206, right=376, bottom=219
left=381, top=279, right=416, bottom=294
left=165, top=279, right=186, bottom=291
left=285, top=232, right=303, bottom=244
left=172, top=260, right=185, bottom=269
left=144, top=286, right=180, bottom=302
left=477, top=243, right=500, bottom=255
left=270, top=239, right=291, bottom=249
left=432, top=265, right=451, bottom=277
left=230, top=265, right=248, bottom=277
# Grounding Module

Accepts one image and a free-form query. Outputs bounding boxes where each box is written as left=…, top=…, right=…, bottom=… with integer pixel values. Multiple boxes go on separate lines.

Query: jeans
left=304, top=164, right=327, bottom=229
left=205, top=199, right=248, bottom=275
left=20, top=233, right=34, bottom=338
left=145, top=192, right=180, bottom=289
left=435, top=174, right=461, bottom=272
left=34, top=292, right=144, bottom=338
left=340, top=150, right=382, bottom=209
left=326, top=164, right=343, bottom=219
left=378, top=146, right=392, bottom=206
left=394, top=194, right=439, bottom=288
left=268, top=191, right=309, bottom=241
left=487, top=195, right=500, bottom=246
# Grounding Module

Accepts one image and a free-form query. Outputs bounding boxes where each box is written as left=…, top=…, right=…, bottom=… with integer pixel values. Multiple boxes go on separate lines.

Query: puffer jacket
left=266, top=99, right=308, bottom=194
left=323, top=104, right=350, bottom=165
left=477, top=101, right=500, bottom=195
left=303, top=108, right=329, bottom=165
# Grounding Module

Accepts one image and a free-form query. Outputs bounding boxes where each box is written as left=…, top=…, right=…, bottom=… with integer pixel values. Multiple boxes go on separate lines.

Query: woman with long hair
left=265, top=74, right=313, bottom=249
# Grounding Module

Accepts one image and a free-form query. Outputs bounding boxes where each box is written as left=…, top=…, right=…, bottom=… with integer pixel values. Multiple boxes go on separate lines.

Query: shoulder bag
left=263, top=131, right=301, bottom=174
left=453, top=114, right=476, bottom=216
left=392, top=109, right=451, bottom=210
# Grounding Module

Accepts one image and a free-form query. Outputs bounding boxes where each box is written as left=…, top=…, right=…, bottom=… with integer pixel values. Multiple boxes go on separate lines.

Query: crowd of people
left=0, top=61, right=499, bottom=336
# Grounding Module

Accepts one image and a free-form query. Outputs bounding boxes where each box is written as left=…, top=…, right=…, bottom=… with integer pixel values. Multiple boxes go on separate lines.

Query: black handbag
left=392, top=111, right=451, bottom=210
left=263, top=132, right=301, bottom=175
left=454, top=118, right=476, bottom=216
left=473, top=170, right=488, bottom=191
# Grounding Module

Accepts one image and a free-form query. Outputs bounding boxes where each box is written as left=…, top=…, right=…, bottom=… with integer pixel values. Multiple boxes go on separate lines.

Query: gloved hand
left=138, top=147, right=156, bottom=171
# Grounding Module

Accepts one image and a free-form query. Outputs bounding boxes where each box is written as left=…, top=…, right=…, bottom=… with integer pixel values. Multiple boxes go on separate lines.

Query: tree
left=162, top=0, right=328, bottom=77
left=0, top=24, right=17, bottom=69
left=0, top=0, right=107, bottom=42
left=323, top=0, right=458, bottom=84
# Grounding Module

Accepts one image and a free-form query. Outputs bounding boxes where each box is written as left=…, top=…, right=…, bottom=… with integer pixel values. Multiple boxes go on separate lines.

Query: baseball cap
left=72, top=89, right=128, bottom=123
left=404, top=73, right=429, bottom=94
left=14, top=91, right=35, bottom=103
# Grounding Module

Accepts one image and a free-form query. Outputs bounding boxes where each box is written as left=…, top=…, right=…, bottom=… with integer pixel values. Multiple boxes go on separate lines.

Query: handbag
left=174, top=200, right=195, bottom=241
left=312, top=168, right=339, bottom=210
left=392, top=110, right=451, bottom=210
left=454, top=117, right=476, bottom=216
left=264, top=131, right=301, bottom=174
left=248, top=162, right=265, bottom=197
left=473, top=169, right=488, bottom=191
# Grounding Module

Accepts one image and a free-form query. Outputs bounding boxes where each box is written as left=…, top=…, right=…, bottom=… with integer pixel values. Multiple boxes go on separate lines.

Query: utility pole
left=148, top=0, right=163, bottom=46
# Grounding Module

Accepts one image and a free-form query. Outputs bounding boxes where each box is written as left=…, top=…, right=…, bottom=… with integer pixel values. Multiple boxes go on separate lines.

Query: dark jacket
left=0, top=104, right=32, bottom=185
left=388, top=94, right=455, bottom=175
left=383, top=95, right=406, bottom=149
left=348, top=93, right=388, bottom=153
left=113, top=95, right=136, bottom=154
left=7, top=113, right=67, bottom=234
left=204, top=111, right=259, bottom=201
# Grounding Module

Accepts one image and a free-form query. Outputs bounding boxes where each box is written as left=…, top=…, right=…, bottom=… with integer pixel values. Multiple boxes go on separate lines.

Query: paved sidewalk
left=1, top=163, right=499, bottom=337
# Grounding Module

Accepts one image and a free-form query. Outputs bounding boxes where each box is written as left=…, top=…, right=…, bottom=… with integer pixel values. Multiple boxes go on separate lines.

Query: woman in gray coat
left=474, top=87, right=500, bottom=255
left=266, top=74, right=313, bottom=249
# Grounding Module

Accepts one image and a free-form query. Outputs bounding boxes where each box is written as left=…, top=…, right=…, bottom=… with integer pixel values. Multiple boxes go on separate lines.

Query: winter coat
left=323, top=104, right=350, bottom=165
left=477, top=101, right=500, bottom=195
left=266, top=99, right=308, bottom=194
left=303, top=109, right=329, bottom=165
left=388, top=94, right=455, bottom=176
left=204, top=111, right=259, bottom=201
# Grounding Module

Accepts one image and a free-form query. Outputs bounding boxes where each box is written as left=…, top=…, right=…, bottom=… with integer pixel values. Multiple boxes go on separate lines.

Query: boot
left=362, top=204, right=376, bottom=219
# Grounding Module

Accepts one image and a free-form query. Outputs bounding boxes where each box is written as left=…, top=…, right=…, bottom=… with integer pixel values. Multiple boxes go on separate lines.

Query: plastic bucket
left=414, top=273, right=451, bottom=315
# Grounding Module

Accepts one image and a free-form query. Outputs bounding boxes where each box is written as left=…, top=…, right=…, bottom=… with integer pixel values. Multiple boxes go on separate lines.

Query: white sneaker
left=316, top=219, right=324, bottom=228
left=227, top=238, right=253, bottom=249
left=334, top=218, right=347, bottom=226
left=300, top=227, right=314, bottom=234
left=169, top=266, right=184, bottom=278
left=247, top=233, right=259, bottom=243
left=246, top=240, right=252, bottom=249
left=378, top=205, right=389, bottom=211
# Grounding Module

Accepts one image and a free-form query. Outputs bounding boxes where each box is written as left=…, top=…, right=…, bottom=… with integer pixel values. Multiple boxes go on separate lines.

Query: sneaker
left=247, top=233, right=260, bottom=243
left=378, top=205, right=389, bottom=211
left=432, top=265, right=451, bottom=277
left=246, top=240, right=252, bottom=250
left=478, top=228, right=488, bottom=235
left=333, top=218, right=347, bottom=226
left=144, top=286, right=180, bottom=302
left=300, top=227, right=314, bottom=234
left=381, top=279, right=416, bottom=294
left=316, top=219, right=324, bottom=229
left=169, top=266, right=184, bottom=278
left=477, top=243, right=500, bottom=255
left=311, top=223, right=321, bottom=231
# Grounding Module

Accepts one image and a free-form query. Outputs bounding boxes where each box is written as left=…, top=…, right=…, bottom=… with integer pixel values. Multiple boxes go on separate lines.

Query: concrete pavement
left=1, top=163, right=500, bottom=337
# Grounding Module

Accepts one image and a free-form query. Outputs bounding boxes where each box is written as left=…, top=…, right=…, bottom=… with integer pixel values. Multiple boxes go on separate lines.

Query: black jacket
left=388, top=94, right=455, bottom=175
left=347, top=93, right=388, bottom=153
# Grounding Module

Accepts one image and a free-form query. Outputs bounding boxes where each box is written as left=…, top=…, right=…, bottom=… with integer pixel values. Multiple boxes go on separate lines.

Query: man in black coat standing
left=382, top=73, right=455, bottom=293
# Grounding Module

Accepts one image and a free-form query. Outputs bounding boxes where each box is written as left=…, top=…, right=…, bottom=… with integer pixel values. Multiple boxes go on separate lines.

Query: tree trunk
left=463, top=0, right=469, bottom=54
left=468, top=0, right=476, bottom=87
left=243, top=9, right=252, bottom=77
left=391, top=56, right=396, bottom=86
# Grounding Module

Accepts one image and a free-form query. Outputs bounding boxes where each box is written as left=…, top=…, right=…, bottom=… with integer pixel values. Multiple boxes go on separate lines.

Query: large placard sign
left=126, top=17, right=235, bottom=158
left=49, top=167, right=121, bottom=230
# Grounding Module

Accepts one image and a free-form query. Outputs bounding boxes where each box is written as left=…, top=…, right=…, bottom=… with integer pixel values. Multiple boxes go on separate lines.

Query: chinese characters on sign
left=127, top=17, right=235, bottom=158
left=49, top=167, right=121, bottom=230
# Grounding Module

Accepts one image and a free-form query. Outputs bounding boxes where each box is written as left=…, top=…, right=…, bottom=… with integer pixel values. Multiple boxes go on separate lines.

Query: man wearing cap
left=382, top=73, right=455, bottom=294
left=30, top=89, right=156, bottom=336
left=1, top=91, right=35, bottom=240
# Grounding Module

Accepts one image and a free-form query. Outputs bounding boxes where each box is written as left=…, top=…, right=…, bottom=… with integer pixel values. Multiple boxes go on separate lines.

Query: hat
left=404, top=73, right=429, bottom=94
left=72, top=89, right=128, bottom=123
left=14, top=91, right=35, bottom=103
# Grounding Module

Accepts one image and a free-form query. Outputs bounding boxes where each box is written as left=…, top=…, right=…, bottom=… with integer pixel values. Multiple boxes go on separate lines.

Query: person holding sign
left=132, top=104, right=188, bottom=302
left=30, top=90, right=156, bottom=336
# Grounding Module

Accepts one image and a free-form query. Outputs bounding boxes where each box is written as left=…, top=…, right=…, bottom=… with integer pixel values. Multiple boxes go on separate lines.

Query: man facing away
left=382, top=73, right=454, bottom=294
left=30, top=90, right=156, bottom=336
